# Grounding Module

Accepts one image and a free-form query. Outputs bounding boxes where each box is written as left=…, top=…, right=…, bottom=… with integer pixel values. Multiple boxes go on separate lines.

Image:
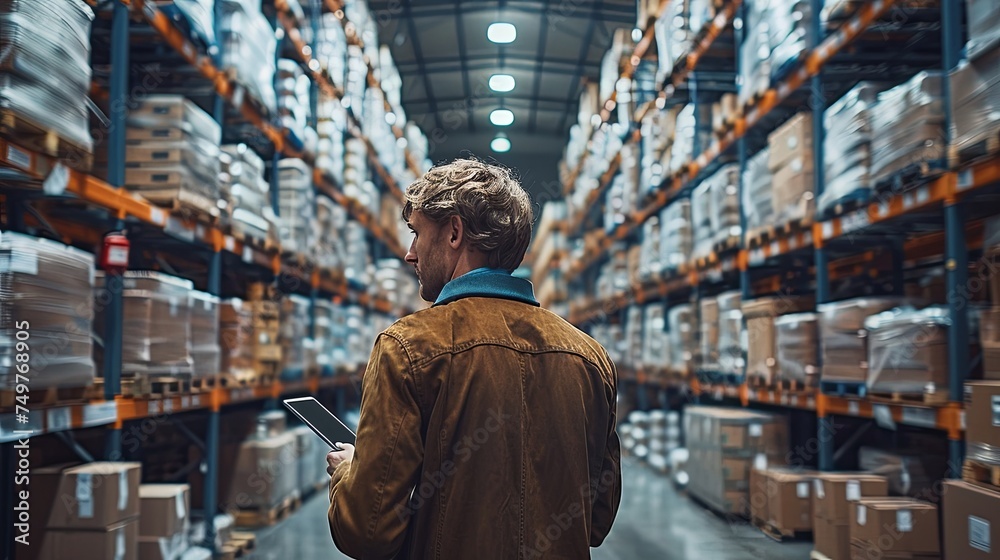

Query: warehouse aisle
left=253, top=458, right=812, bottom=559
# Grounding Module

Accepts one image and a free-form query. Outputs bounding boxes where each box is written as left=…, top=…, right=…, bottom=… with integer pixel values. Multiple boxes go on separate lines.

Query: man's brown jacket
left=328, top=294, right=621, bottom=559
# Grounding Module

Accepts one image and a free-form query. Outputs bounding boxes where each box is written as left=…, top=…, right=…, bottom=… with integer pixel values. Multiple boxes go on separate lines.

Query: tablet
left=283, top=397, right=357, bottom=451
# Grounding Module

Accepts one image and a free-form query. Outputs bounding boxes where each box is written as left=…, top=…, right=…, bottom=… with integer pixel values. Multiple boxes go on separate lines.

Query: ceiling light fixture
left=487, top=23, right=516, bottom=44
left=489, top=74, right=516, bottom=92
left=491, top=134, right=511, bottom=153
left=490, top=108, right=514, bottom=126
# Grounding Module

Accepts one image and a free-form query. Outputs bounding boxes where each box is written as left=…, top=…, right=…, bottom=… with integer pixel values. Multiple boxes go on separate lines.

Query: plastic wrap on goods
left=966, top=0, right=1000, bottom=61
left=277, top=159, right=316, bottom=255
left=0, top=0, right=94, bottom=152
left=858, top=446, right=947, bottom=498
left=717, top=291, right=744, bottom=376
left=869, top=71, right=946, bottom=185
left=668, top=304, right=696, bottom=374
left=219, top=0, right=276, bottom=111
left=742, top=148, right=773, bottom=236
left=864, top=306, right=954, bottom=395
left=817, top=296, right=910, bottom=383
left=774, top=313, right=819, bottom=386
left=280, top=295, right=314, bottom=379
left=0, top=232, right=95, bottom=390
left=157, top=0, right=216, bottom=51
left=669, top=105, right=697, bottom=175
left=967, top=441, right=1000, bottom=466
left=820, top=82, right=886, bottom=215
left=699, top=297, right=720, bottom=371
left=949, top=43, right=1000, bottom=159
left=692, top=164, right=740, bottom=259
left=189, top=291, right=220, bottom=379
left=219, top=298, right=253, bottom=377
left=642, top=304, right=670, bottom=371
left=95, top=271, right=194, bottom=377
left=660, top=200, right=692, bottom=271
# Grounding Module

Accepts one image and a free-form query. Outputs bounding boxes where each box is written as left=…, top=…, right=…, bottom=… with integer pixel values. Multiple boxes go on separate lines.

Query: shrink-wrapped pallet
left=817, top=297, right=909, bottom=383
left=870, top=71, right=946, bottom=186
left=820, top=82, right=885, bottom=216
left=0, top=232, right=96, bottom=389
left=660, top=200, right=692, bottom=271
left=864, top=306, right=954, bottom=396
left=189, top=290, right=220, bottom=379
left=774, top=312, right=819, bottom=386
left=668, top=304, right=696, bottom=375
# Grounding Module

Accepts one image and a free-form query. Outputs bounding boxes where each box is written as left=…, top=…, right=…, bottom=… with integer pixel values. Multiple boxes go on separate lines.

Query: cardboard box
left=815, top=515, right=852, bottom=560
left=850, top=499, right=940, bottom=555
left=34, top=462, right=141, bottom=530
left=766, top=469, right=817, bottom=533
left=966, top=381, right=1000, bottom=453
left=943, top=480, right=1000, bottom=559
left=138, top=533, right=189, bottom=560
left=222, top=432, right=298, bottom=509
left=138, top=484, right=190, bottom=538
left=37, top=518, right=139, bottom=560
left=815, top=473, right=890, bottom=524
left=768, top=113, right=813, bottom=172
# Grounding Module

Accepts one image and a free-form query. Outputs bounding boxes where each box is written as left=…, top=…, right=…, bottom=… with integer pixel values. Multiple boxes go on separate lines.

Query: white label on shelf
left=780, top=394, right=789, bottom=405
left=957, top=169, right=974, bottom=191
left=788, top=236, right=798, bottom=250
left=962, top=409, right=967, bottom=431
left=181, top=396, right=191, bottom=409
left=163, top=399, right=174, bottom=414
left=106, top=246, right=129, bottom=267
left=903, top=192, right=915, bottom=209
left=875, top=201, right=888, bottom=218
left=916, top=186, right=930, bottom=204
left=849, top=400, right=860, bottom=416
left=901, top=406, right=937, bottom=429
left=46, top=408, right=71, bottom=432
left=232, top=85, right=245, bottom=109
left=815, top=479, right=825, bottom=499
left=842, top=211, right=870, bottom=234
left=873, top=404, right=896, bottom=430
left=225, top=236, right=235, bottom=252
left=191, top=395, right=201, bottom=408
left=768, top=391, right=775, bottom=402
left=77, top=473, right=94, bottom=518
left=992, top=396, right=1000, bottom=426
left=148, top=400, right=160, bottom=415
left=714, top=388, right=723, bottom=400
left=897, top=510, right=913, bottom=532
left=150, top=207, right=166, bottom=226
left=769, top=241, right=779, bottom=256
left=43, top=163, right=70, bottom=196
left=970, top=516, right=991, bottom=552
left=750, top=249, right=764, bottom=266
left=796, top=482, right=810, bottom=499
left=847, top=480, right=861, bottom=502
left=848, top=18, right=861, bottom=34
left=749, top=424, right=763, bottom=437
left=195, top=224, right=206, bottom=239
left=6, top=144, right=31, bottom=170
left=807, top=397, right=816, bottom=409
left=83, top=402, right=117, bottom=427
left=165, top=217, right=194, bottom=242
left=822, top=222, right=834, bottom=239
left=242, top=247, right=253, bottom=264
left=748, top=390, right=758, bottom=401
left=791, top=395, right=799, bottom=406
left=857, top=505, right=867, bottom=526
left=778, top=82, right=791, bottom=98
left=231, top=389, right=241, bottom=401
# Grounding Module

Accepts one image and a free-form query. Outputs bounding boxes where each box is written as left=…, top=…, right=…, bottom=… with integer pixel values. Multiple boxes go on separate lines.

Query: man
left=326, top=159, right=621, bottom=559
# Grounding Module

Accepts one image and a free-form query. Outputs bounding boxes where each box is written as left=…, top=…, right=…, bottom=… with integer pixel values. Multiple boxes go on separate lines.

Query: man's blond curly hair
left=402, top=158, right=533, bottom=272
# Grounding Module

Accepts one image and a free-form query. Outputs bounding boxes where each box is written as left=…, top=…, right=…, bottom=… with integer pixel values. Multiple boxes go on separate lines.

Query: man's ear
left=447, top=215, right=464, bottom=249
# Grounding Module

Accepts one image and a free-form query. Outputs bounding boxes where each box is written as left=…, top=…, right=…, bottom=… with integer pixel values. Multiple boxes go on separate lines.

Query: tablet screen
left=283, top=397, right=357, bottom=450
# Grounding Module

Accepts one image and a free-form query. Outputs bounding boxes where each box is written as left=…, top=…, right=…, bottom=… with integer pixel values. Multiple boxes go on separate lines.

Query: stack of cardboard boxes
left=138, top=484, right=190, bottom=560
left=684, top=406, right=788, bottom=516
left=27, top=463, right=142, bottom=560
left=768, top=113, right=815, bottom=227
left=812, top=473, right=889, bottom=560
left=849, top=499, right=940, bottom=559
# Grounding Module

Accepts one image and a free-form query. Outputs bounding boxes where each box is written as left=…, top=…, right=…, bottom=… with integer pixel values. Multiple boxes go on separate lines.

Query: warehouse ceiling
left=370, top=0, right=636, bottom=187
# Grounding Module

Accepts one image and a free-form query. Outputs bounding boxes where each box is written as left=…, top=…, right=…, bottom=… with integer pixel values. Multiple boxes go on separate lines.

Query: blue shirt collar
left=433, top=267, right=540, bottom=307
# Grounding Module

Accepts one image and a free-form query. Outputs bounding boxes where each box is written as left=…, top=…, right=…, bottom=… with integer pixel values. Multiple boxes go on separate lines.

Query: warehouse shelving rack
left=561, top=0, right=996, bottom=477
left=0, top=0, right=422, bottom=554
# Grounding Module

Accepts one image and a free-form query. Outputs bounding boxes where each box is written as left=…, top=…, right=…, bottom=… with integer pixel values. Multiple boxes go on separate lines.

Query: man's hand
left=327, top=443, right=356, bottom=476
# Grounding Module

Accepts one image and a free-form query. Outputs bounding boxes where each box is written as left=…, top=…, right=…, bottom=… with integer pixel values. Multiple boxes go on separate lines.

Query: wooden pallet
left=872, top=159, right=947, bottom=194
left=712, top=234, right=741, bottom=256
left=963, top=459, right=1000, bottom=489
left=0, top=109, right=94, bottom=171
left=819, top=380, right=867, bottom=397
left=950, top=129, right=1000, bottom=168
left=234, top=494, right=301, bottom=527
left=0, top=385, right=90, bottom=410
left=745, top=225, right=776, bottom=249
left=753, top=518, right=812, bottom=543
left=869, top=389, right=949, bottom=406
left=818, top=188, right=871, bottom=221
left=227, top=531, right=257, bottom=558
left=94, top=375, right=189, bottom=398
left=778, top=379, right=814, bottom=393
left=135, top=187, right=221, bottom=225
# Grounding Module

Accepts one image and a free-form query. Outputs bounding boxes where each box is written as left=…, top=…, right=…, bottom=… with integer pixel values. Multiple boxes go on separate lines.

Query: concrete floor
left=253, top=458, right=813, bottom=559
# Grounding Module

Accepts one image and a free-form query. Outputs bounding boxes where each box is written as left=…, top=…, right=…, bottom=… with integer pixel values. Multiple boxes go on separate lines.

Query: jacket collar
left=433, top=267, right=539, bottom=307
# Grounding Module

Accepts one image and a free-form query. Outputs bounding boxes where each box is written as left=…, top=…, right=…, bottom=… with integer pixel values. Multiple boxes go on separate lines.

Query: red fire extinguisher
left=100, top=231, right=130, bottom=274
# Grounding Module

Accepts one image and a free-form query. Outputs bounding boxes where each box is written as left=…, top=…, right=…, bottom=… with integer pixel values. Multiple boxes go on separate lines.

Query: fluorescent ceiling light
left=491, top=135, right=511, bottom=153
left=488, top=23, right=516, bottom=44
left=490, top=109, right=514, bottom=126
left=489, top=74, right=516, bottom=92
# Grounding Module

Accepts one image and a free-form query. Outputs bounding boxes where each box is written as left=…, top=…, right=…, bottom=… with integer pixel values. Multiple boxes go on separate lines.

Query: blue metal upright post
left=203, top=251, right=222, bottom=551
left=213, top=0, right=226, bottom=122
left=104, top=1, right=130, bottom=461
left=942, top=0, right=966, bottom=477
left=735, top=1, right=751, bottom=303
